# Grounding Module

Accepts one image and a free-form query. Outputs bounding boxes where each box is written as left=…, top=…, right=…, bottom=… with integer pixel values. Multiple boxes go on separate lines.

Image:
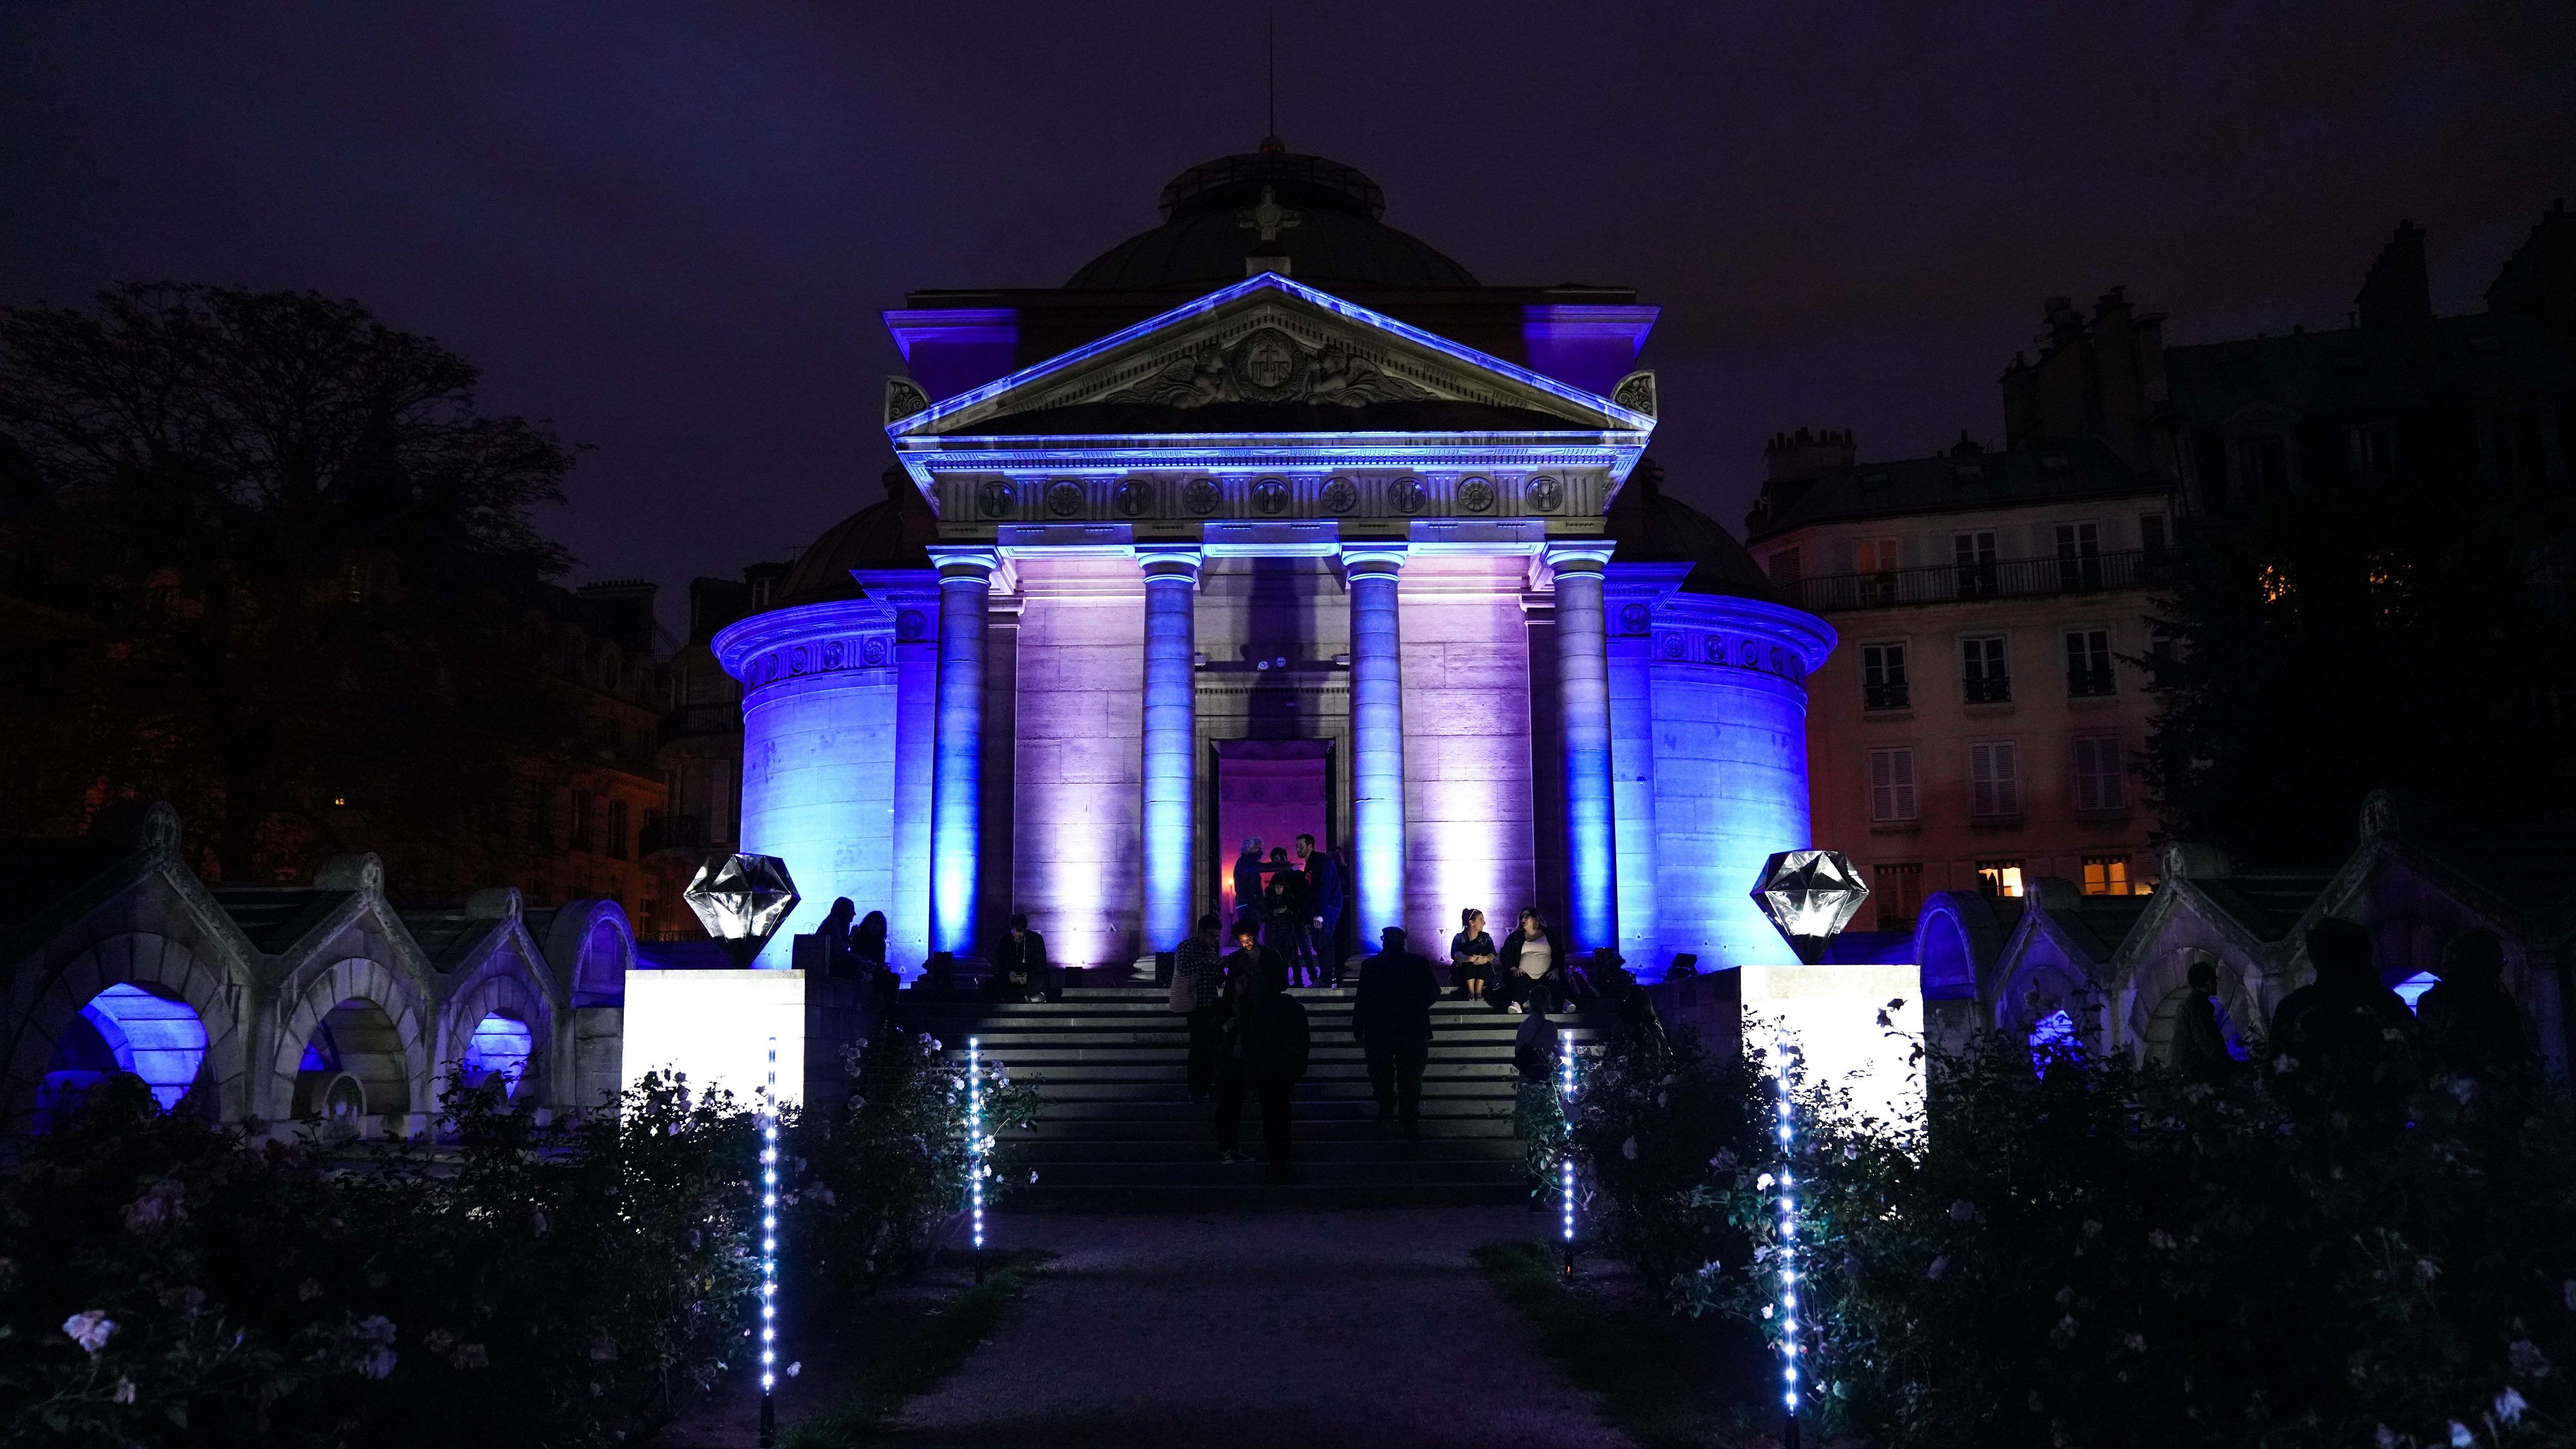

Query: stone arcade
left=718, top=142, right=1835, bottom=981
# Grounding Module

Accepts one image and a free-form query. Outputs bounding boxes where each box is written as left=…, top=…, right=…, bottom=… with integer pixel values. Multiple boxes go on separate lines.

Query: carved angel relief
left=1101, top=325, right=1431, bottom=410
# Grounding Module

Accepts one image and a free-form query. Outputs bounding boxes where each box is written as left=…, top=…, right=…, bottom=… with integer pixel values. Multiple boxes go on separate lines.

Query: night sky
left=5, top=3, right=2570, bottom=630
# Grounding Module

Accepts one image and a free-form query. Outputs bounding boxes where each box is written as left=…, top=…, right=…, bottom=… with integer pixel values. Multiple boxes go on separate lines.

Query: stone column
left=1138, top=546, right=1202, bottom=954
left=927, top=547, right=996, bottom=958
left=851, top=570, right=941, bottom=974
left=1344, top=545, right=1408, bottom=945
left=1549, top=542, right=1619, bottom=954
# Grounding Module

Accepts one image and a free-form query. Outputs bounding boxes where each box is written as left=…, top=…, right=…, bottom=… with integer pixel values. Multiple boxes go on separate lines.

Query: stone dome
left=1065, top=137, right=1479, bottom=292
left=778, top=465, right=936, bottom=605
left=1604, top=458, right=1780, bottom=601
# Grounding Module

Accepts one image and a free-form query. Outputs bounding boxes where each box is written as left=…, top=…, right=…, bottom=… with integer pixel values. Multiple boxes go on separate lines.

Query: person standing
left=1214, top=920, right=1283, bottom=1164
left=1177, top=912, right=1227, bottom=1104
left=1239, top=955, right=1312, bottom=1183
left=1265, top=845, right=1312, bottom=986
left=1495, top=908, right=1567, bottom=1013
left=1308, top=837, right=1349, bottom=988
left=1232, top=838, right=1270, bottom=934
left=1353, top=926, right=1440, bottom=1140
left=1450, top=908, right=1497, bottom=1002
left=989, top=913, right=1049, bottom=1002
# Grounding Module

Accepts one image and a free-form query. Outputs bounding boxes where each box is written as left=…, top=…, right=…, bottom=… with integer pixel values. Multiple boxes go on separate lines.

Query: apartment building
left=1746, top=432, right=2168, bottom=931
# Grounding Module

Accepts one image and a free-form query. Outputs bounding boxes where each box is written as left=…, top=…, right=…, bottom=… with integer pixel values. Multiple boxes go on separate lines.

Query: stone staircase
left=899, top=985, right=1595, bottom=1209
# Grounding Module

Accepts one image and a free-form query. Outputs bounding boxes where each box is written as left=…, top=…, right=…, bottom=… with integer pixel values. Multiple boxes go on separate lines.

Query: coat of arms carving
left=1101, top=323, right=1430, bottom=410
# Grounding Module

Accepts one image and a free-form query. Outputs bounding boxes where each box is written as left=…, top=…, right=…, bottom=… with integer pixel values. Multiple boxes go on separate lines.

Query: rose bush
left=1576, top=1028, right=2576, bottom=1448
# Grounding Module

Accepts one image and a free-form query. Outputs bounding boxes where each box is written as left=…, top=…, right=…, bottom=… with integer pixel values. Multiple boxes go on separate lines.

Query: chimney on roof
left=2356, top=220, right=2434, bottom=329
left=1763, top=427, right=1856, bottom=482
left=2486, top=198, right=2576, bottom=334
left=575, top=579, right=660, bottom=655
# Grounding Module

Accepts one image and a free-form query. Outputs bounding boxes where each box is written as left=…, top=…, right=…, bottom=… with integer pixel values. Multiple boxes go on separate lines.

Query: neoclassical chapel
left=716, top=140, right=1835, bottom=979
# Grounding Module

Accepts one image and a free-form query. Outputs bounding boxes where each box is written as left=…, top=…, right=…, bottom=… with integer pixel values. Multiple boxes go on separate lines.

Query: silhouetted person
left=2268, top=918, right=2417, bottom=1119
left=1232, top=838, right=1270, bottom=934
left=852, top=909, right=896, bottom=1018
left=989, top=913, right=1049, bottom=1002
left=1316, top=842, right=1352, bottom=983
left=1177, top=912, right=1227, bottom=1104
left=1265, top=846, right=1313, bottom=985
left=1218, top=954, right=1311, bottom=1182
left=816, top=897, right=858, bottom=977
left=2170, top=960, right=2238, bottom=1083
left=1514, top=986, right=1563, bottom=1084
left=2418, top=930, right=2534, bottom=1090
left=1354, top=926, right=1440, bottom=1138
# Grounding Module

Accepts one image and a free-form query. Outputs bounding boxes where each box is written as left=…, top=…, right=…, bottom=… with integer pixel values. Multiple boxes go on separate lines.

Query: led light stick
left=968, top=1036, right=985, bottom=1284
left=1774, top=1030, right=1803, bottom=1449
left=1559, top=1033, right=1580, bottom=1277
left=759, top=1037, right=780, bottom=1449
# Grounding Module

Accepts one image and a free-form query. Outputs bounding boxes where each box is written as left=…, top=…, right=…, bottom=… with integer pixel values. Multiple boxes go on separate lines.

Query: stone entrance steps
left=899, top=985, right=1589, bottom=1209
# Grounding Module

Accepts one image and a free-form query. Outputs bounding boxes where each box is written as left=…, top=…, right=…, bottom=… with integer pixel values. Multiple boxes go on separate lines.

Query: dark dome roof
left=1066, top=138, right=1478, bottom=291
left=779, top=466, right=935, bottom=605
left=1604, top=459, right=1780, bottom=601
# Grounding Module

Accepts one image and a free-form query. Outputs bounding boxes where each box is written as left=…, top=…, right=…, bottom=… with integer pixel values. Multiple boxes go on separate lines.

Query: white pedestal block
left=620, top=969, right=868, bottom=1113
left=1738, top=963, right=1925, bottom=1128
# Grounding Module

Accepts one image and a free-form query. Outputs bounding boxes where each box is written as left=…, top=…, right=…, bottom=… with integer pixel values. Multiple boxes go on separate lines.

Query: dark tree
left=0, top=284, right=585, bottom=889
left=2140, top=470, right=2575, bottom=862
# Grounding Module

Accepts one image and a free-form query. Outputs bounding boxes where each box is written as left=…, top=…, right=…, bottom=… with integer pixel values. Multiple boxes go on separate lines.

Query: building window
left=1862, top=642, right=1910, bottom=710
left=2348, top=423, right=2397, bottom=484
left=2073, top=735, right=2127, bottom=811
left=1873, top=863, right=1924, bottom=930
left=2139, top=513, right=2169, bottom=568
left=529, top=788, right=554, bottom=850
left=2082, top=854, right=2132, bottom=896
left=2232, top=434, right=2289, bottom=503
left=1856, top=537, right=1899, bottom=604
left=1976, top=859, right=2026, bottom=898
left=1962, top=635, right=2011, bottom=704
left=2055, top=522, right=2103, bottom=591
left=608, top=799, right=630, bottom=860
left=569, top=790, right=594, bottom=852
left=2064, top=628, right=2115, bottom=697
left=1869, top=747, right=1918, bottom=822
left=1767, top=548, right=1802, bottom=589
left=1954, top=530, right=1999, bottom=597
left=1969, top=740, right=2021, bottom=816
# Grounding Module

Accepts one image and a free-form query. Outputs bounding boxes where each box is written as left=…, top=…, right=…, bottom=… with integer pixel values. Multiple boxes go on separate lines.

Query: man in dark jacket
left=1353, top=926, right=1441, bottom=1138
left=2268, top=917, right=2417, bottom=1121
left=1218, top=954, right=1311, bottom=1182
left=989, top=913, right=1048, bottom=1002
left=1231, top=838, right=1270, bottom=935
left=1307, top=836, right=1349, bottom=987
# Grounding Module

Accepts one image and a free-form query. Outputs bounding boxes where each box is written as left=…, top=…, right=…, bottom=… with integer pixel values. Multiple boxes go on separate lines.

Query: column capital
left=1339, top=542, right=1408, bottom=581
left=927, top=545, right=1007, bottom=589
left=1136, top=543, right=1204, bottom=583
left=1543, top=540, right=1618, bottom=576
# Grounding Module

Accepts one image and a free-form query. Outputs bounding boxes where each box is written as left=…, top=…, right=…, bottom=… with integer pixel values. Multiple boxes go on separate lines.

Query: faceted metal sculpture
left=1750, top=849, right=1871, bottom=965
left=684, top=853, right=801, bottom=968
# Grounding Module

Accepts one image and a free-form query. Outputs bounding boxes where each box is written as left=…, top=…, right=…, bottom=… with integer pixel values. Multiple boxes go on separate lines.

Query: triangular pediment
left=887, top=274, right=1652, bottom=440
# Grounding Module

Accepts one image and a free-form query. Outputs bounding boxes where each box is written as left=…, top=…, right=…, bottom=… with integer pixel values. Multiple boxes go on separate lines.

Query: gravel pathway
left=881, top=1208, right=1632, bottom=1449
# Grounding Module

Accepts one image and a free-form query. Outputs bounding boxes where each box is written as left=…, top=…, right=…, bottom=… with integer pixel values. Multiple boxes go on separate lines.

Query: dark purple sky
left=6, top=2, right=2570, bottom=628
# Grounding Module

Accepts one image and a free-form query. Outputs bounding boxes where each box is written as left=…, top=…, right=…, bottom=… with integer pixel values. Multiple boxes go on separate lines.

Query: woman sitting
left=1489, top=908, right=1571, bottom=1013
left=1449, top=908, right=1497, bottom=1001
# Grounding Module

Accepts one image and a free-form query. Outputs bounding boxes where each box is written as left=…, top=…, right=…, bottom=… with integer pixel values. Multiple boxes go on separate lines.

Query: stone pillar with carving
left=927, top=547, right=996, bottom=959
left=1344, top=544, right=1408, bottom=945
left=1549, top=542, right=1619, bottom=955
left=1139, top=546, right=1202, bottom=955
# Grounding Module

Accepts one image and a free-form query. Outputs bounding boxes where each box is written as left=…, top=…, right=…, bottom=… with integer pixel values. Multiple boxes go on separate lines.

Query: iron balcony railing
left=659, top=703, right=739, bottom=746
left=1783, top=548, right=2172, bottom=613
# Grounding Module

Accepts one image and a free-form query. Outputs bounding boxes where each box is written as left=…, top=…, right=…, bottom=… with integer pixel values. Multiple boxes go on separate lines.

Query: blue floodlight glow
left=968, top=1037, right=986, bottom=1259
left=1773, top=1032, right=1804, bottom=1439
left=1549, top=548, right=1618, bottom=953
left=1139, top=555, right=1199, bottom=952
left=1347, top=549, right=1407, bottom=940
left=928, top=556, right=994, bottom=956
left=460, top=1014, right=533, bottom=1097
left=2028, top=1008, right=2081, bottom=1070
left=2394, top=971, right=2438, bottom=1012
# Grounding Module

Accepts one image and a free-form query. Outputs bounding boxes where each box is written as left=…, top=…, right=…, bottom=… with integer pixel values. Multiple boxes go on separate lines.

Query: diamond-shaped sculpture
left=683, top=853, right=800, bottom=968
left=1750, top=849, right=1871, bottom=964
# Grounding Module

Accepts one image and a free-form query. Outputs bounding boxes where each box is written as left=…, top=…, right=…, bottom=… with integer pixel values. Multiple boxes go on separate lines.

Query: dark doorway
left=1212, top=739, right=1333, bottom=921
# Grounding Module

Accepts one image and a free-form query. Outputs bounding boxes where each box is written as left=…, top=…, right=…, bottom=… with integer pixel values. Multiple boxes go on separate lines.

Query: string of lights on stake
left=1774, top=1029, right=1804, bottom=1449
left=1559, top=1033, right=1580, bottom=1278
left=968, top=1036, right=985, bottom=1284
left=759, top=1037, right=780, bottom=1449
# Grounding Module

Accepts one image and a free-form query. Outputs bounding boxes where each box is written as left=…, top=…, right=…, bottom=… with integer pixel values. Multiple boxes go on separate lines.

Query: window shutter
left=1871, top=749, right=1918, bottom=821
left=1971, top=744, right=1995, bottom=815
left=1995, top=742, right=2019, bottom=815
left=1893, top=749, right=1916, bottom=819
